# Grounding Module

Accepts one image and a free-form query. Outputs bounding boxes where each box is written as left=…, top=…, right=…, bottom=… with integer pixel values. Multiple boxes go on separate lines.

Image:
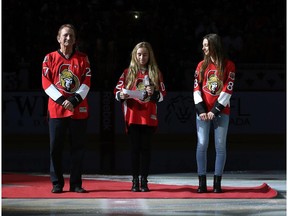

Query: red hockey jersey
left=114, top=69, right=166, bottom=130
left=42, top=50, right=91, bottom=119
left=193, top=60, right=235, bottom=115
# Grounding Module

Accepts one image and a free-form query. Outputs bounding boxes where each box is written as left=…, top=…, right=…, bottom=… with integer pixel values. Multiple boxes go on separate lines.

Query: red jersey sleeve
left=193, top=61, right=207, bottom=114
left=42, top=54, right=64, bottom=102
left=114, top=69, right=127, bottom=101
left=157, top=70, right=166, bottom=101
left=74, top=55, right=91, bottom=100
left=210, top=60, right=236, bottom=115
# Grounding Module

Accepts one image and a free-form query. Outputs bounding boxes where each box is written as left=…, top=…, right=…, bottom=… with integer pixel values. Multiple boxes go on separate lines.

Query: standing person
left=42, top=24, right=92, bottom=193
left=193, top=33, right=236, bottom=193
left=114, top=42, right=166, bottom=192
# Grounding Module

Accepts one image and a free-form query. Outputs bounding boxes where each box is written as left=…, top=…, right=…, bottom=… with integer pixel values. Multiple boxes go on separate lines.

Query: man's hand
left=62, top=100, right=74, bottom=112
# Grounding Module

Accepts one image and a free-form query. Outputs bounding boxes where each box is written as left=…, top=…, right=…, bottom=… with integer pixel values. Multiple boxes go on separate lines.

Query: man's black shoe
left=51, top=185, right=63, bottom=193
left=70, top=187, right=88, bottom=193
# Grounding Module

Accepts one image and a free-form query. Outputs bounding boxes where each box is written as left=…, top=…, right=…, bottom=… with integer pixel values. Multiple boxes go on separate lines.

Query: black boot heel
left=197, top=175, right=207, bottom=193
left=131, top=176, right=140, bottom=192
left=140, top=176, right=150, bottom=192
left=213, top=175, right=222, bottom=193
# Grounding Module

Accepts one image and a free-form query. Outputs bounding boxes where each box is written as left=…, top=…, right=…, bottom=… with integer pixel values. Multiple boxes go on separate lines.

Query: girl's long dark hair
left=199, top=33, right=227, bottom=83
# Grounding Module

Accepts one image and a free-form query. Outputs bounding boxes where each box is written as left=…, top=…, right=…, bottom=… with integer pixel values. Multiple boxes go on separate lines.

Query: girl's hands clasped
left=207, top=111, right=215, bottom=120
left=199, top=112, right=215, bottom=121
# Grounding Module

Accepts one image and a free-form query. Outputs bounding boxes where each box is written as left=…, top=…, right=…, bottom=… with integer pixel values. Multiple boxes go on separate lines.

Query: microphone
left=142, top=75, right=150, bottom=100
left=143, top=75, right=150, bottom=86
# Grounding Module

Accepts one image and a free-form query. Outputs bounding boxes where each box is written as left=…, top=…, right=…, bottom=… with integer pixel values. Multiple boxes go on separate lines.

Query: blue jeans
left=196, top=114, right=229, bottom=176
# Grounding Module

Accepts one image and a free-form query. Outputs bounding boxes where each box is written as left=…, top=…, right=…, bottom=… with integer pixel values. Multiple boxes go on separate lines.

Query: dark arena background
left=2, top=0, right=286, bottom=174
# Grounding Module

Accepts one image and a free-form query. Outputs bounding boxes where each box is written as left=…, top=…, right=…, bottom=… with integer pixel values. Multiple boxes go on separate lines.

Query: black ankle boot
left=213, top=175, right=222, bottom=193
left=197, top=175, right=207, bottom=193
left=140, top=176, right=149, bottom=192
left=131, top=176, right=140, bottom=192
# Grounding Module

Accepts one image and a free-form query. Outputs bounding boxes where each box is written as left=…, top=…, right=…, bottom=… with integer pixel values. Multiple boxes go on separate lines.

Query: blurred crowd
left=2, top=0, right=286, bottom=91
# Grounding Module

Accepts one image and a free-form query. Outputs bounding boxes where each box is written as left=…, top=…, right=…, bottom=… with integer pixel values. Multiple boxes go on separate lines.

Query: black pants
left=128, top=124, right=154, bottom=177
left=49, top=117, right=87, bottom=188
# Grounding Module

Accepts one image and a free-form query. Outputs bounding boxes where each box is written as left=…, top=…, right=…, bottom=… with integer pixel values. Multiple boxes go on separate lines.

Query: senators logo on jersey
left=203, top=70, right=223, bottom=95
left=57, top=65, right=80, bottom=93
left=136, top=77, right=150, bottom=103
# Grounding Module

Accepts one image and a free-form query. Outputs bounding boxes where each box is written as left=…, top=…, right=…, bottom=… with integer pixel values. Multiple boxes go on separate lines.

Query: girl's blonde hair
left=199, top=33, right=226, bottom=83
left=125, top=42, right=160, bottom=90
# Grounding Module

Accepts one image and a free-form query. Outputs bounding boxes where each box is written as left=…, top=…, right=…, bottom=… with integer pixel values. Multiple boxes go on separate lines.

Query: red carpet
left=2, top=173, right=277, bottom=199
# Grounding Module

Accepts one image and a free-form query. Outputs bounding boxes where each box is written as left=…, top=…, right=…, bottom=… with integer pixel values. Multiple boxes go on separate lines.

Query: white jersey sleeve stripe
left=45, top=84, right=63, bottom=101
left=218, top=91, right=231, bottom=107
left=158, top=92, right=164, bottom=102
left=193, top=90, right=203, bottom=104
left=76, top=84, right=90, bottom=99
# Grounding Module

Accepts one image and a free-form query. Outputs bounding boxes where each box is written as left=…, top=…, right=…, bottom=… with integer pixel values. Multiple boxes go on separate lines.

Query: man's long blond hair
left=125, top=42, right=160, bottom=90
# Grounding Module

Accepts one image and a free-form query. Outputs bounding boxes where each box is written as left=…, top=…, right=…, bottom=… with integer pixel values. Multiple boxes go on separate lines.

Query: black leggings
left=128, top=124, right=154, bottom=177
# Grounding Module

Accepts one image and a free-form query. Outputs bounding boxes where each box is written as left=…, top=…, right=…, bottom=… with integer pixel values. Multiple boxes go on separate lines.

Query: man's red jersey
left=42, top=50, right=91, bottom=119
left=114, top=69, right=166, bottom=130
left=193, top=60, right=236, bottom=115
